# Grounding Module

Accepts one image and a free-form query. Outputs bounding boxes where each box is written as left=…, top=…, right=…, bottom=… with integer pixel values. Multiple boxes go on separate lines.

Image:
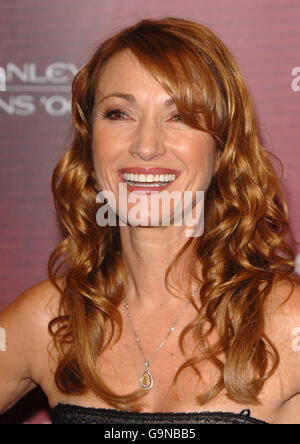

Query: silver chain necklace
left=124, top=285, right=199, bottom=391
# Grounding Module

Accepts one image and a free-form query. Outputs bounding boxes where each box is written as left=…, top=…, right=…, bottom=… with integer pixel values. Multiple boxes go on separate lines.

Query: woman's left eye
left=172, top=114, right=184, bottom=123
left=102, top=109, right=128, bottom=120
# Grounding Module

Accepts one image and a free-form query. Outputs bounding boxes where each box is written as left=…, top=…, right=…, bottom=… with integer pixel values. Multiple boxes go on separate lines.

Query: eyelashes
left=100, top=108, right=185, bottom=123
left=102, top=109, right=129, bottom=121
left=170, top=114, right=184, bottom=123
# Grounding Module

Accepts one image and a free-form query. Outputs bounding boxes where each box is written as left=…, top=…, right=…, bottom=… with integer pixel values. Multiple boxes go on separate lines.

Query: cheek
left=92, top=137, right=111, bottom=186
left=185, top=138, right=217, bottom=174
left=183, top=138, right=217, bottom=190
left=92, top=129, right=117, bottom=169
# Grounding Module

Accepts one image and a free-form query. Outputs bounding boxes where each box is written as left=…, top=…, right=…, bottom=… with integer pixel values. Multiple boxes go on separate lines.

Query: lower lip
left=119, top=175, right=177, bottom=194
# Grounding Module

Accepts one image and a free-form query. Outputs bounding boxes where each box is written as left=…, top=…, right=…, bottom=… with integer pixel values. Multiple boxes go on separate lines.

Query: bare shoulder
left=1, top=277, right=66, bottom=373
left=0, top=277, right=66, bottom=412
left=266, top=276, right=300, bottom=323
left=264, top=276, right=300, bottom=392
left=3, top=277, right=65, bottom=332
left=16, top=277, right=64, bottom=317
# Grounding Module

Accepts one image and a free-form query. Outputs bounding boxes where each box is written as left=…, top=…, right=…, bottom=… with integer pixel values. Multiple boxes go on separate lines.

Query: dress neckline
left=52, top=402, right=268, bottom=424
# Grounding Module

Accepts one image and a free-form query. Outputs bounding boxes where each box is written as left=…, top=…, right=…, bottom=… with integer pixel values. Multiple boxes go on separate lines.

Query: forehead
left=96, top=49, right=167, bottom=97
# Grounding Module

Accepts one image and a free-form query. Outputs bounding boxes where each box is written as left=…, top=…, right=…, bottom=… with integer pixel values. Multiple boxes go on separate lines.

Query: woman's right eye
left=102, top=109, right=128, bottom=120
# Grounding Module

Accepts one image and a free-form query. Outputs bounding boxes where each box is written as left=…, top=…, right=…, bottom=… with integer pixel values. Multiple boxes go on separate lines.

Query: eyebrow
left=95, top=92, right=175, bottom=107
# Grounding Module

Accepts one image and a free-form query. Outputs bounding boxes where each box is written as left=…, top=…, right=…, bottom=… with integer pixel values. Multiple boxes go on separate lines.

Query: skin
left=92, top=49, right=219, bottom=311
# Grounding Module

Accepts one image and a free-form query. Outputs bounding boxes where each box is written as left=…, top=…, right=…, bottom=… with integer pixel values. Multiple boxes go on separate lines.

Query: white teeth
left=122, top=173, right=176, bottom=183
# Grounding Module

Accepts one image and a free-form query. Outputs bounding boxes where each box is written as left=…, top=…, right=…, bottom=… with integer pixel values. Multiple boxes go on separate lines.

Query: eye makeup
left=100, top=107, right=184, bottom=123
left=102, top=108, right=129, bottom=120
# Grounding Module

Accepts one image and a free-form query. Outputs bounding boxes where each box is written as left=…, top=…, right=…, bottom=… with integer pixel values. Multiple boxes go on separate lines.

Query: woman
left=0, top=17, right=300, bottom=425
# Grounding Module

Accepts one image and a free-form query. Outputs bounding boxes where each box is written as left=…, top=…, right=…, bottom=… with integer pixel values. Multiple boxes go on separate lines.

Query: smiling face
left=92, top=49, right=219, bottom=228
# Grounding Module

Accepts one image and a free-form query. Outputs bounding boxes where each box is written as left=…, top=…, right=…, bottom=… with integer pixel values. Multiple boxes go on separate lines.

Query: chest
left=95, top=317, right=204, bottom=410
left=45, top=307, right=298, bottom=422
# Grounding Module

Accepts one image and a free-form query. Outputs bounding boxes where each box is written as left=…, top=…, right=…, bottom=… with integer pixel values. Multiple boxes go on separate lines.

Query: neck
left=119, top=225, right=201, bottom=310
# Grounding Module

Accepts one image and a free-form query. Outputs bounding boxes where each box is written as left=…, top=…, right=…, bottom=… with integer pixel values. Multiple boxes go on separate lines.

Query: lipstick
left=119, top=167, right=181, bottom=175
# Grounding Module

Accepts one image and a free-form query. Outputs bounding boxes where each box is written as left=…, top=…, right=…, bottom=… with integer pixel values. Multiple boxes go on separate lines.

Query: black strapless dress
left=51, top=403, right=268, bottom=424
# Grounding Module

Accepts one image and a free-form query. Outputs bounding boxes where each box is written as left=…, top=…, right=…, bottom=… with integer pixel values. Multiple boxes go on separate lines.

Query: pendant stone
left=139, top=368, right=154, bottom=390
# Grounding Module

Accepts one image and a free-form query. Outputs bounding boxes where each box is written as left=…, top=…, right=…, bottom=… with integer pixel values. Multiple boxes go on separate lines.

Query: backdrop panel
left=0, top=0, right=299, bottom=424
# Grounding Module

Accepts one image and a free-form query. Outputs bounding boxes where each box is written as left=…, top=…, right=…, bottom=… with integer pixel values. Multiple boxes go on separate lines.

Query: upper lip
left=119, top=167, right=181, bottom=176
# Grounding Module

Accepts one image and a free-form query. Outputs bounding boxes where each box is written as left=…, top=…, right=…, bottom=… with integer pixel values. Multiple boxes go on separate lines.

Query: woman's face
left=92, top=50, right=219, bottom=229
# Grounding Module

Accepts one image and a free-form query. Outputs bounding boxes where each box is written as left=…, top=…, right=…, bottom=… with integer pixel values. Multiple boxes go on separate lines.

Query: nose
left=129, top=118, right=166, bottom=161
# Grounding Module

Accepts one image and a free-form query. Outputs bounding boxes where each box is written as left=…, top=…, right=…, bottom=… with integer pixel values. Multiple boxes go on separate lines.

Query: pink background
left=0, top=0, right=299, bottom=424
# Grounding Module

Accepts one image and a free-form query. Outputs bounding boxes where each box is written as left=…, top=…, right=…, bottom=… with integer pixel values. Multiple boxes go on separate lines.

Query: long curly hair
left=48, top=17, right=299, bottom=411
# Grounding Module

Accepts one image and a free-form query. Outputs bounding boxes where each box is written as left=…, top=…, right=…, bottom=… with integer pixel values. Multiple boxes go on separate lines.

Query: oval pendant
left=139, top=369, right=154, bottom=390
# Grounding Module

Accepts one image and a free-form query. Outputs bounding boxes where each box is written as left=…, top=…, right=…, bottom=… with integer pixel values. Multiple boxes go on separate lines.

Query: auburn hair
left=48, top=17, right=299, bottom=411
